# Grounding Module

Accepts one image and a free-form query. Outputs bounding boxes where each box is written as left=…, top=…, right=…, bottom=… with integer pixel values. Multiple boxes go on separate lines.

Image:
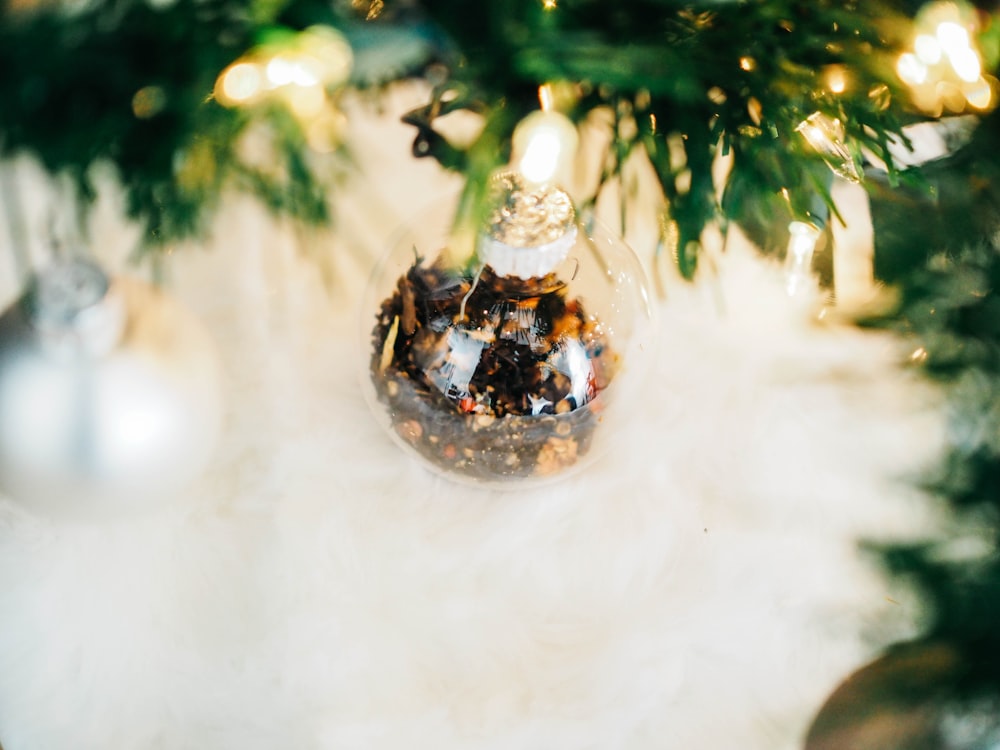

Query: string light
left=216, top=62, right=262, bottom=105
left=897, top=53, right=929, bottom=85
left=796, top=112, right=861, bottom=183
left=511, top=85, right=579, bottom=186
left=213, top=25, right=353, bottom=149
left=824, top=65, right=849, bottom=94
left=914, top=33, right=943, bottom=64
left=896, top=1, right=996, bottom=114
left=784, top=221, right=822, bottom=297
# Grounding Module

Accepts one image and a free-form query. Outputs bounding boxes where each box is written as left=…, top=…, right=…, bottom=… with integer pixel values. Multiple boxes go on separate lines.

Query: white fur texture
left=0, top=86, right=946, bottom=750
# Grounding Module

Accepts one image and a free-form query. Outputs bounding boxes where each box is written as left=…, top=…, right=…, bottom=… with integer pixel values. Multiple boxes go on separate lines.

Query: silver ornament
left=0, top=258, right=223, bottom=518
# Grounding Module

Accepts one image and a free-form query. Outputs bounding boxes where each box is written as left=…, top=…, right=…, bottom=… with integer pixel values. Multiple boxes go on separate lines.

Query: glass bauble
left=360, top=175, right=654, bottom=486
left=0, top=258, right=223, bottom=518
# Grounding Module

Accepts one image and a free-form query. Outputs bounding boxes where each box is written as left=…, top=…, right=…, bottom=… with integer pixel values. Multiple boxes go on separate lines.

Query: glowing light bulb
left=538, top=83, right=555, bottom=111
left=266, top=56, right=298, bottom=87
left=914, top=34, right=943, bottom=64
left=936, top=21, right=970, bottom=51
left=964, top=76, right=993, bottom=109
left=785, top=221, right=822, bottom=297
left=519, top=129, right=563, bottom=184
left=284, top=83, right=326, bottom=117
left=824, top=65, right=848, bottom=94
left=215, top=62, right=263, bottom=106
left=512, top=110, right=578, bottom=186
left=292, top=59, right=322, bottom=87
left=897, top=52, right=929, bottom=85
left=949, top=46, right=981, bottom=82
left=796, top=112, right=860, bottom=183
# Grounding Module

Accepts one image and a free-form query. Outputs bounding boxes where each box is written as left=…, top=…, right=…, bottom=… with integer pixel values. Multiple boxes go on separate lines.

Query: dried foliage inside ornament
left=369, top=258, right=618, bottom=481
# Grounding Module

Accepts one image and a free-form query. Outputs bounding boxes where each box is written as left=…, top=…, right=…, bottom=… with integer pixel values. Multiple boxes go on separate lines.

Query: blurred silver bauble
left=0, top=257, right=223, bottom=518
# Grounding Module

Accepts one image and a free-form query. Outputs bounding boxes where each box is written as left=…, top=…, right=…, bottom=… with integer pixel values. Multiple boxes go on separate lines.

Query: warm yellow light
left=914, top=33, right=943, bottom=64
left=949, top=46, right=981, bottom=82
left=519, top=128, right=566, bottom=184
left=796, top=111, right=860, bottom=183
left=938, top=81, right=967, bottom=111
left=216, top=62, right=263, bottom=106
left=538, top=83, right=555, bottom=112
left=265, top=56, right=295, bottom=87
left=284, top=84, right=326, bottom=118
left=964, top=76, right=993, bottom=109
left=785, top=221, right=822, bottom=297
left=897, top=52, right=929, bottom=85
left=266, top=55, right=320, bottom=88
left=512, top=110, right=578, bottom=185
left=796, top=112, right=844, bottom=152
left=739, top=56, right=756, bottom=72
left=788, top=220, right=822, bottom=254
left=542, top=0, right=557, bottom=9
left=259, top=28, right=352, bottom=91
left=898, top=2, right=992, bottom=114
left=936, top=20, right=970, bottom=52
left=825, top=65, right=848, bottom=94
left=214, top=25, right=351, bottom=119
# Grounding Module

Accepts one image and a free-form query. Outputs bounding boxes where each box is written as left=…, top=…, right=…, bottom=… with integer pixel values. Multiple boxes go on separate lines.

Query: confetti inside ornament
left=0, top=257, right=223, bottom=518
left=362, top=173, right=654, bottom=486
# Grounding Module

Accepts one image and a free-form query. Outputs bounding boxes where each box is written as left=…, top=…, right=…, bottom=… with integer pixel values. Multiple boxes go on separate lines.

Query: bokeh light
left=897, top=1, right=995, bottom=114
left=212, top=25, right=353, bottom=149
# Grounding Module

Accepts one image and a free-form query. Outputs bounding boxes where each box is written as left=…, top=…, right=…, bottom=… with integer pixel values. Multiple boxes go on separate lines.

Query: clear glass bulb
left=360, top=178, right=655, bottom=487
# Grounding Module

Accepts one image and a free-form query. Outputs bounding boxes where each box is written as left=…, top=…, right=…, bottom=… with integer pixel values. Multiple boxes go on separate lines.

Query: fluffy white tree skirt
left=0, top=87, right=948, bottom=749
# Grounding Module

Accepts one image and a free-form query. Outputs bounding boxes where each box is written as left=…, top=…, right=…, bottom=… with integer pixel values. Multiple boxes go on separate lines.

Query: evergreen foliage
left=2, top=0, right=1000, bottom=733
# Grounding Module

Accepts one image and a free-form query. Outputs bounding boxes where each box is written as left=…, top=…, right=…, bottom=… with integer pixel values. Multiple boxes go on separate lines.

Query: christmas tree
left=0, top=0, right=999, bottom=748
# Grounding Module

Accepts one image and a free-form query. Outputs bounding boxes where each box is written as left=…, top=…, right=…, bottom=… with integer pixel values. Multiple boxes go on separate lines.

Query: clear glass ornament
left=361, top=173, right=655, bottom=487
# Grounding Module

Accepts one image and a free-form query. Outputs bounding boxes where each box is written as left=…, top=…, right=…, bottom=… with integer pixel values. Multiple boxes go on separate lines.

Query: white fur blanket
left=0, top=86, right=945, bottom=750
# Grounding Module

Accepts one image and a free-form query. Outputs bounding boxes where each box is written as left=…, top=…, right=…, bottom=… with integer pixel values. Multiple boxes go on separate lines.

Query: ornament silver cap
left=478, top=171, right=577, bottom=279
left=23, top=257, right=126, bottom=360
